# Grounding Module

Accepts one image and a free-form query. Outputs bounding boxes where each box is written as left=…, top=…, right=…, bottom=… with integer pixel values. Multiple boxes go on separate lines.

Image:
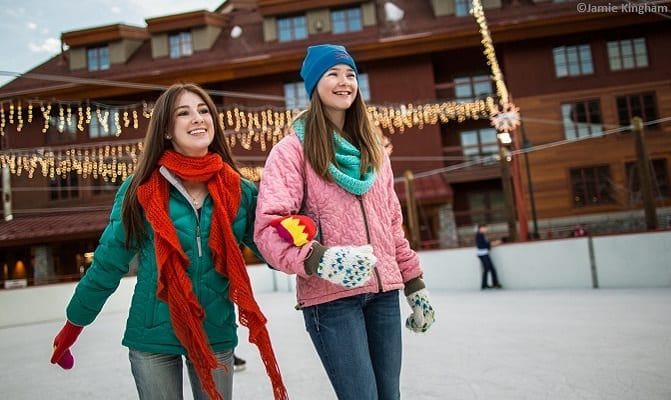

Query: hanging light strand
left=471, top=0, right=509, bottom=109
left=0, top=96, right=499, bottom=142
left=0, top=139, right=143, bottom=181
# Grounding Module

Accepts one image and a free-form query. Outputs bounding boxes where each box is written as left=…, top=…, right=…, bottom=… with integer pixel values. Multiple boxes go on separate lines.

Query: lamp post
left=510, top=129, right=529, bottom=241
left=1, top=133, right=12, bottom=222
left=521, top=122, right=538, bottom=238
left=403, top=170, right=421, bottom=250
left=491, top=101, right=528, bottom=241
left=499, top=146, right=518, bottom=242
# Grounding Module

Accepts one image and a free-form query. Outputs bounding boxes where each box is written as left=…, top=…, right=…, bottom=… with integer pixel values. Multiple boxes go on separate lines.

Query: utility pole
left=521, top=122, right=539, bottom=239
left=631, top=117, right=657, bottom=230
left=1, top=133, right=11, bottom=222
left=510, top=126, right=529, bottom=241
left=403, top=170, right=421, bottom=250
left=499, top=147, right=518, bottom=242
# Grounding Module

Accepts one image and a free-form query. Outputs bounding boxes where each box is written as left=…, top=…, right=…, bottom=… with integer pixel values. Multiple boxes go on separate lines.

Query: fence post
left=587, top=236, right=599, bottom=289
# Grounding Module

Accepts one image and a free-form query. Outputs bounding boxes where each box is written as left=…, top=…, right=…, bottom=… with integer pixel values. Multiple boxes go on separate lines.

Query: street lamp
left=384, top=2, right=405, bottom=22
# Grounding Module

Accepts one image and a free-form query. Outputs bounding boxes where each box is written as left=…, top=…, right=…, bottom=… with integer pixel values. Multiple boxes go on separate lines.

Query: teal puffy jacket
left=66, top=174, right=261, bottom=355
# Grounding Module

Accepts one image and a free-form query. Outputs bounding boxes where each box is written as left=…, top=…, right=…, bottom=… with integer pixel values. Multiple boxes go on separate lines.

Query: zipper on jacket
left=192, top=201, right=203, bottom=258
left=356, top=194, right=382, bottom=292
left=196, top=225, right=203, bottom=257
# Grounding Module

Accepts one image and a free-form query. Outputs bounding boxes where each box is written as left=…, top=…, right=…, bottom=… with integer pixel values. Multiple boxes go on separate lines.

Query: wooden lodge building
left=0, top=0, right=670, bottom=286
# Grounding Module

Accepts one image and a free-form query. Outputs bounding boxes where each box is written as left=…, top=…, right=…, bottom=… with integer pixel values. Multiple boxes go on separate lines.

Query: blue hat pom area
left=300, top=44, right=358, bottom=98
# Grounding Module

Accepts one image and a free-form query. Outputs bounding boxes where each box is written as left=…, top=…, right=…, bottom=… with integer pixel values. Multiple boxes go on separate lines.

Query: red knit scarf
left=137, top=150, right=288, bottom=400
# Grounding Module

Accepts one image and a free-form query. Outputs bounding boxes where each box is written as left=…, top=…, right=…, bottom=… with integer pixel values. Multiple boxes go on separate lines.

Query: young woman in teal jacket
left=49, top=83, right=288, bottom=400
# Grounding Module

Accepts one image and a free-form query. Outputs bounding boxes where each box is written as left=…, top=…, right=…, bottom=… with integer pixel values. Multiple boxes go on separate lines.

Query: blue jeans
left=478, top=254, right=500, bottom=289
left=302, top=290, right=402, bottom=400
left=128, top=349, right=233, bottom=400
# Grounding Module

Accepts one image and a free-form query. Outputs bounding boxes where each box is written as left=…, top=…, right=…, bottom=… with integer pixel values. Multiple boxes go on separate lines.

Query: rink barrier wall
left=1, top=230, right=669, bottom=328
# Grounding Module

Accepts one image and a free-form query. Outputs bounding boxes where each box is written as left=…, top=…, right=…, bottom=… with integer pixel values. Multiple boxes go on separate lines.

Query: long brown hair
left=300, top=90, right=382, bottom=181
left=122, top=83, right=239, bottom=248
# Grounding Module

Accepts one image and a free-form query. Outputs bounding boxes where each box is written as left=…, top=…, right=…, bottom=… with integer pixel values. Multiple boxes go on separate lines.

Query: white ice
left=1, top=288, right=670, bottom=399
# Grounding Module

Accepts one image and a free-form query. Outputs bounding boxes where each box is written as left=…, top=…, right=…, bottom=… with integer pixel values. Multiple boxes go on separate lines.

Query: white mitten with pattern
left=317, top=245, right=376, bottom=288
left=405, top=288, right=436, bottom=333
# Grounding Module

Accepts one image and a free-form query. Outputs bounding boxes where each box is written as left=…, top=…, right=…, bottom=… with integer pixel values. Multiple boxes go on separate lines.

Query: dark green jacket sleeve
left=238, top=178, right=266, bottom=263
left=66, top=178, right=137, bottom=326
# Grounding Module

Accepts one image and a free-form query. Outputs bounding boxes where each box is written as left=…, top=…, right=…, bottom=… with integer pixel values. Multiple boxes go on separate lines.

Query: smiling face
left=168, top=90, right=215, bottom=157
left=315, top=64, right=358, bottom=127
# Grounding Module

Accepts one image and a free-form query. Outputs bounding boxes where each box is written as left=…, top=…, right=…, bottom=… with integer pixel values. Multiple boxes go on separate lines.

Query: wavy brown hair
left=300, top=90, right=382, bottom=181
left=121, top=83, right=239, bottom=248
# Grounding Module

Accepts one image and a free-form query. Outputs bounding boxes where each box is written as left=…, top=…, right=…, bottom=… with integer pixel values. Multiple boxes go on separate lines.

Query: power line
left=516, top=115, right=671, bottom=156
left=7, top=205, right=111, bottom=214
left=0, top=71, right=286, bottom=102
left=395, top=115, right=671, bottom=182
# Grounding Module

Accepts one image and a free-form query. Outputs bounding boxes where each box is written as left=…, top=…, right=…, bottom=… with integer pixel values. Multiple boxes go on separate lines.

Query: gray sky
left=0, top=0, right=221, bottom=86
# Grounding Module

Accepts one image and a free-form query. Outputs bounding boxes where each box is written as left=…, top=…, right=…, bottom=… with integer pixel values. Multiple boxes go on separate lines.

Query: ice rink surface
left=2, top=288, right=670, bottom=399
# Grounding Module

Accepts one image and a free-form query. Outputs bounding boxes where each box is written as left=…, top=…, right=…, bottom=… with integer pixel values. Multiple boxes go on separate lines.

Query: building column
left=438, top=203, right=459, bottom=248
left=33, top=245, right=55, bottom=285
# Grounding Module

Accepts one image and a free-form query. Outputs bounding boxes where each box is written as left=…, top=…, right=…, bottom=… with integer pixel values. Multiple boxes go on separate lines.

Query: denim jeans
left=478, top=254, right=500, bottom=288
left=302, top=290, right=402, bottom=400
left=129, top=349, right=233, bottom=400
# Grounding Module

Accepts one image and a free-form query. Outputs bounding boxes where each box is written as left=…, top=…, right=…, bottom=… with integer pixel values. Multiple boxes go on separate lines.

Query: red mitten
left=51, top=321, right=84, bottom=370
left=270, top=215, right=317, bottom=247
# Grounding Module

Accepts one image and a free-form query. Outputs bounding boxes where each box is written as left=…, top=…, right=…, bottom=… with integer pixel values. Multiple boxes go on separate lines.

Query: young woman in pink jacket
left=254, top=44, right=436, bottom=400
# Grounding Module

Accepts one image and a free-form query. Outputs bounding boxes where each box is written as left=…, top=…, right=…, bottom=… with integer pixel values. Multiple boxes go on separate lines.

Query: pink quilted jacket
left=254, top=133, right=423, bottom=308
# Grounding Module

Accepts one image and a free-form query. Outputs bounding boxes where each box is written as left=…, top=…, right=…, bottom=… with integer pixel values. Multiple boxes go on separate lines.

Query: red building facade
left=1, top=0, right=669, bottom=285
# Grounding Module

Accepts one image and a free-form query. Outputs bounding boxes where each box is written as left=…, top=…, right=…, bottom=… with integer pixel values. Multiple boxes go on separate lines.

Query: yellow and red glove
left=270, top=215, right=317, bottom=247
left=50, top=321, right=83, bottom=369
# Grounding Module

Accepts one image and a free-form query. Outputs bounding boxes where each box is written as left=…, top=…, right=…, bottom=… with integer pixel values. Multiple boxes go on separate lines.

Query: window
left=561, top=100, right=603, bottom=139
left=616, top=92, right=658, bottom=129
left=468, top=190, right=505, bottom=225
left=89, top=107, right=121, bottom=138
left=570, top=165, right=615, bottom=207
left=284, top=82, right=309, bottom=110
left=460, top=128, right=498, bottom=159
left=608, top=38, right=648, bottom=71
left=332, top=7, right=362, bottom=34
left=625, top=159, right=670, bottom=203
left=47, top=114, right=78, bottom=144
left=455, top=0, right=473, bottom=16
left=454, top=75, right=493, bottom=100
left=285, top=73, right=371, bottom=107
left=169, top=31, right=193, bottom=58
left=358, top=73, right=371, bottom=102
left=278, top=15, right=307, bottom=42
left=87, top=46, right=110, bottom=71
left=49, top=171, right=79, bottom=200
left=553, top=45, right=593, bottom=77
left=92, top=176, right=122, bottom=195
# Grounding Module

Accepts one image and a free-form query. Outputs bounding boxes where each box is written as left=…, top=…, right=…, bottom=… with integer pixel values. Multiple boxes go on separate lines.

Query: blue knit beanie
left=300, top=44, right=358, bottom=98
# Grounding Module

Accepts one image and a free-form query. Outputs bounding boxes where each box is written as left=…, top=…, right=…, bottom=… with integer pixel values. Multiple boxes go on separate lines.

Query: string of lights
left=0, top=96, right=499, bottom=137
left=470, top=0, right=508, bottom=109
left=6, top=112, right=666, bottom=186
left=0, top=95, right=500, bottom=182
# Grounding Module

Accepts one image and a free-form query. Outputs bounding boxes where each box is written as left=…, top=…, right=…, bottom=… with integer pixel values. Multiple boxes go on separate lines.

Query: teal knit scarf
left=293, top=119, right=377, bottom=195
